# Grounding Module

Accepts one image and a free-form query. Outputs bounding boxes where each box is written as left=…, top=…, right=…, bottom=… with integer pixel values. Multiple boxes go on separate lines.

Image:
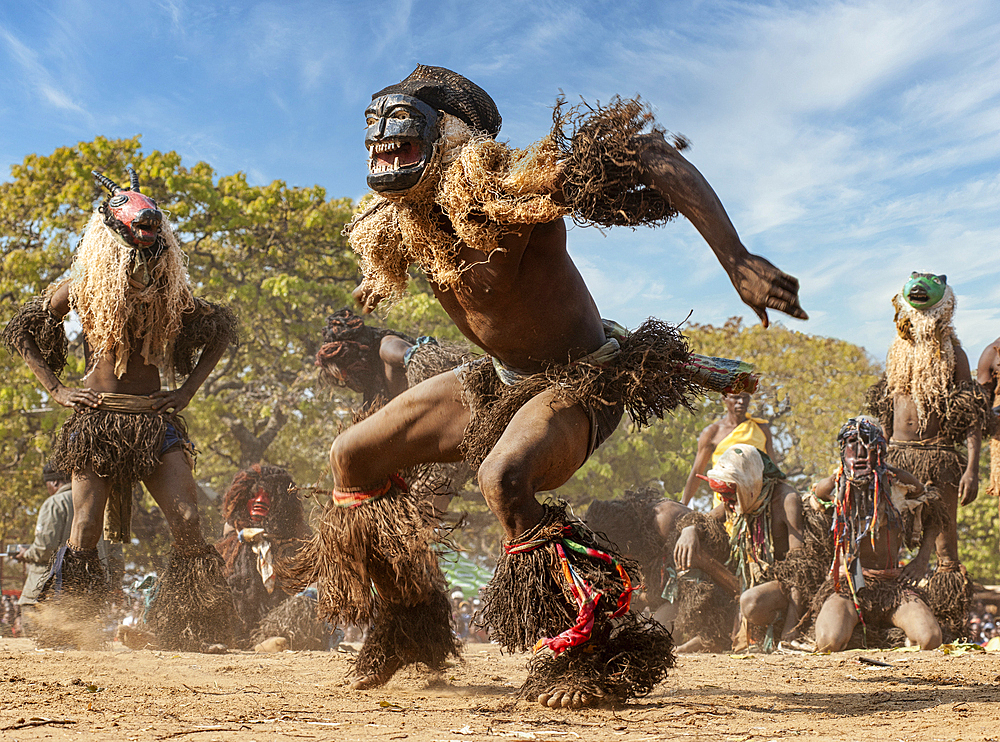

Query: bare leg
left=477, top=389, right=590, bottom=540
left=330, top=373, right=469, bottom=489
left=814, top=594, right=859, bottom=652
left=652, top=601, right=680, bottom=629
left=891, top=598, right=942, bottom=650
left=68, top=468, right=112, bottom=549
left=143, top=449, right=204, bottom=548
left=934, top=482, right=960, bottom=563
left=740, top=582, right=787, bottom=627
left=478, top=392, right=597, bottom=709
left=328, top=373, right=469, bottom=689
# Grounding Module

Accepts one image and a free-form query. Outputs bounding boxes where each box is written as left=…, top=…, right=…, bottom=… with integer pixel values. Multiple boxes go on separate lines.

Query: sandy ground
left=2, top=637, right=1000, bottom=742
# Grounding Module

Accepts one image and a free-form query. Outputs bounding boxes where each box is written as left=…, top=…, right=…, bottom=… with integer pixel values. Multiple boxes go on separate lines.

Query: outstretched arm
left=636, top=133, right=807, bottom=327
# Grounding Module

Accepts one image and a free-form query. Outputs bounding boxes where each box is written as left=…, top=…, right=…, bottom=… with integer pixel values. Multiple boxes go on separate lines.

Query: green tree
left=0, top=137, right=367, bottom=552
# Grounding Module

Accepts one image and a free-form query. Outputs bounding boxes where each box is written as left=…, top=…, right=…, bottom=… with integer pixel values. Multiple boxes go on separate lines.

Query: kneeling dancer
left=2, top=168, right=238, bottom=650
left=293, top=65, right=805, bottom=707
left=811, top=417, right=946, bottom=651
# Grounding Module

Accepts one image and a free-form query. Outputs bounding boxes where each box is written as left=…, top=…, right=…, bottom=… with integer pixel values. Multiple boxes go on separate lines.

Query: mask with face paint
left=247, top=487, right=272, bottom=523
left=902, top=272, right=947, bottom=310
left=836, top=417, right=887, bottom=483
left=365, top=94, right=441, bottom=193
left=92, top=168, right=165, bottom=257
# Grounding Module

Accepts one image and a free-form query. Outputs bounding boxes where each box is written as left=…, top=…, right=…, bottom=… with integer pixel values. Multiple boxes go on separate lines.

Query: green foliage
left=957, top=445, right=1000, bottom=584
left=0, top=136, right=362, bottom=551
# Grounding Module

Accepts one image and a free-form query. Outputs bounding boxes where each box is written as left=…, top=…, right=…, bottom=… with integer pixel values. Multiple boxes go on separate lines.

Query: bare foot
left=348, top=656, right=403, bottom=690
left=537, top=684, right=606, bottom=709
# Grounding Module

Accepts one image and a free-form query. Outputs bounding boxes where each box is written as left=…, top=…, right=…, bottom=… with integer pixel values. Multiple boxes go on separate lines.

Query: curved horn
left=127, top=166, right=140, bottom=192
left=91, top=170, right=122, bottom=195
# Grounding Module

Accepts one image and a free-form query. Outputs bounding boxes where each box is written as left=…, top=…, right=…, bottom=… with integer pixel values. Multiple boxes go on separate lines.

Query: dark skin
left=673, top=478, right=804, bottom=643
left=682, top=392, right=776, bottom=506
left=812, top=435, right=941, bottom=652
left=977, top=337, right=1000, bottom=535
left=978, top=336, right=1000, bottom=402
left=342, top=105, right=807, bottom=705
left=890, top=344, right=979, bottom=562
left=13, top=264, right=227, bottom=554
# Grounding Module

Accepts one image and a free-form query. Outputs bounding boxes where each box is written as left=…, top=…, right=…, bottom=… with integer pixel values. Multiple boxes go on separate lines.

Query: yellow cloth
left=711, top=417, right=768, bottom=513
left=712, top=417, right=768, bottom=466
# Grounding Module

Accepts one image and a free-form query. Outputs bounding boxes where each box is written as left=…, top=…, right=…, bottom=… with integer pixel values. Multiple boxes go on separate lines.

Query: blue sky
left=2, top=0, right=998, bottom=366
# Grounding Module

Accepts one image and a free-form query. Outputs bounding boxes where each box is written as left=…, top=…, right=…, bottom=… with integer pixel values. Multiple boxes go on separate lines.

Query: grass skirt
left=144, top=544, right=236, bottom=651
left=460, top=320, right=695, bottom=471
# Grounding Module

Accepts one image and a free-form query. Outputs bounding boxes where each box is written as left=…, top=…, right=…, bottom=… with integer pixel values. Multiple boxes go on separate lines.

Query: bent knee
left=814, top=626, right=849, bottom=653
left=477, top=455, right=531, bottom=508
left=330, top=429, right=366, bottom=481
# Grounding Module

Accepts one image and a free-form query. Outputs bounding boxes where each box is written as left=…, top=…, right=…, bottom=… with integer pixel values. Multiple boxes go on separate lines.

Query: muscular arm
left=150, top=324, right=230, bottom=413
left=954, top=347, right=982, bottom=506
left=13, top=284, right=100, bottom=409
left=681, top=424, right=717, bottom=506
left=379, top=335, right=413, bottom=399
left=636, top=133, right=807, bottom=327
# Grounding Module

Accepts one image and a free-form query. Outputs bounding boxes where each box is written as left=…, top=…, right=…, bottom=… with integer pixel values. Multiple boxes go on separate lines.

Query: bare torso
left=49, top=282, right=163, bottom=397
left=890, top=346, right=973, bottom=442
left=430, top=217, right=606, bottom=371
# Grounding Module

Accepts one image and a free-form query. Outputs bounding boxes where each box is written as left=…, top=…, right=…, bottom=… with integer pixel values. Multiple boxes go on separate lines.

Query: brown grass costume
left=214, top=465, right=319, bottom=649
left=865, top=289, right=993, bottom=641
left=803, top=484, right=948, bottom=649
left=584, top=490, right=737, bottom=653
left=482, top=502, right=673, bottom=704
left=4, top=178, right=240, bottom=651
left=339, top=68, right=752, bottom=699
left=282, top=475, right=459, bottom=678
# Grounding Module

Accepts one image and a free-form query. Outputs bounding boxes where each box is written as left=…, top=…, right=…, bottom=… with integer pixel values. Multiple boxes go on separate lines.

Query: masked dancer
left=866, top=272, right=993, bottom=640
left=289, top=65, right=805, bottom=708
left=810, top=417, right=945, bottom=651
left=2, top=168, right=239, bottom=650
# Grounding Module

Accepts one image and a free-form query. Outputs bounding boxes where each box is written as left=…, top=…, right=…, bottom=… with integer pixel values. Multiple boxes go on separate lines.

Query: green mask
left=902, top=272, right=947, bottom=309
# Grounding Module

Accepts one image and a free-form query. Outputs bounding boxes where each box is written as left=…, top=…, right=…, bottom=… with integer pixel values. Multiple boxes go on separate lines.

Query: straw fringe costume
left=865, top=286, right=993, bottom=641
left=2, top=171, right=239, bottom=651
left=806, top=419, right=949, bottom=648
left=282, top=473, right=460, bottom=677
left=585, top=489, right=737, bottom=653
left=331, top=65, right=759, bottom=702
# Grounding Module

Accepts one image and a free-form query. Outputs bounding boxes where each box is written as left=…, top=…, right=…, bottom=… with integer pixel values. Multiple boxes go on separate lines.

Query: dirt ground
left=2, top=638, right=1000, bottom=742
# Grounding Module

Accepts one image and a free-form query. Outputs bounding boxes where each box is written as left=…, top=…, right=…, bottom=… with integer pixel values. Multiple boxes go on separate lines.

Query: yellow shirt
left=711, top=417, right=768, bottom=512
left=712, top=418, right=768, bottom=466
